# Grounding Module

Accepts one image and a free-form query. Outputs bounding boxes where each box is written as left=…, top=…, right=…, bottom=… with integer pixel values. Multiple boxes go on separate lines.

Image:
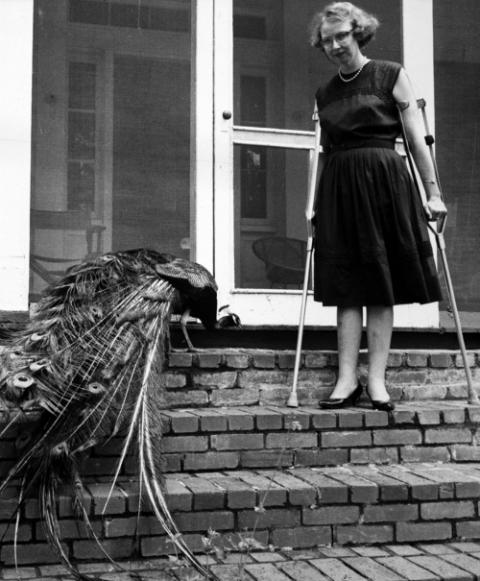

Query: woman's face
left=320, top=19, right=361, bottom=68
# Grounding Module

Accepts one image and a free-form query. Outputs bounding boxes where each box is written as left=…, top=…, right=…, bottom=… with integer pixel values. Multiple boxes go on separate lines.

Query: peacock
left=0, top=248, right=240, bottom=580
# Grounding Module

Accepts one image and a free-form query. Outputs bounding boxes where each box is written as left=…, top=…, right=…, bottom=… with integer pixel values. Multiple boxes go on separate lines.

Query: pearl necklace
left=338, top=58, right=369, bottom=83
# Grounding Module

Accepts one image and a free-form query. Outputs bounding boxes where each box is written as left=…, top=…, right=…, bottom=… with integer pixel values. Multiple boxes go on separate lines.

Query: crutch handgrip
left=416, top=99, right=443, bottom=194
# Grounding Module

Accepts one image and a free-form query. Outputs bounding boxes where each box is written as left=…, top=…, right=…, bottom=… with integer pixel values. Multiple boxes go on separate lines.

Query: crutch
left=287, top=105, right=323, bottom=408
left=398, top=100, right=479, bottom=405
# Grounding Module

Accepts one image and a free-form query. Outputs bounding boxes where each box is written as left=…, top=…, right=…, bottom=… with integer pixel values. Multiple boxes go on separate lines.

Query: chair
left=30, top=209, right=105, bottom=286
left=252, top=236, right=307, bottom=288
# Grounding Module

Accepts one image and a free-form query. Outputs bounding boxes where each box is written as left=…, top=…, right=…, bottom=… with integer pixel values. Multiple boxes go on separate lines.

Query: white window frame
left=0, top=0, right=34, bottom=312
left=194, top=0, right=215, bottom=272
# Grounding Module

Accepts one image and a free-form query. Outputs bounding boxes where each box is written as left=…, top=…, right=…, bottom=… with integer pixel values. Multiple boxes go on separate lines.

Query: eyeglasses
left=320, top=29, right=354, bottom=48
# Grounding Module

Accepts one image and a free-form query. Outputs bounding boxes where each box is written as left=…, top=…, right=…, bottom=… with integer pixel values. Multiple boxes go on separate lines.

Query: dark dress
left=313, top=59, right=442, bottom=307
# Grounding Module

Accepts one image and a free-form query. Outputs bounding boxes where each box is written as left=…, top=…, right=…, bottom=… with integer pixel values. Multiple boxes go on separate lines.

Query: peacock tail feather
left=0, top=249, right=226, bottom=580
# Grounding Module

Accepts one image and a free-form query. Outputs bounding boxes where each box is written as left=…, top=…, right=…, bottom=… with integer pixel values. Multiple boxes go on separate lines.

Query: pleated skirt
left=312, top=146, right=442, bottom=307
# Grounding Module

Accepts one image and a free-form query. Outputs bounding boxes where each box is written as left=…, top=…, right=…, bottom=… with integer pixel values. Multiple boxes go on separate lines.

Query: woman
left=310, top=2, right=447, bottom=411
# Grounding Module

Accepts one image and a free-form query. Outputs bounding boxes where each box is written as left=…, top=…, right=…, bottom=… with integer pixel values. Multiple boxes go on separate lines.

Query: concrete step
left=80, top=401, right=480, bottom=476
left=6, top=462, right=480, bottom=566
left=7, top=541, right=480, bottom=581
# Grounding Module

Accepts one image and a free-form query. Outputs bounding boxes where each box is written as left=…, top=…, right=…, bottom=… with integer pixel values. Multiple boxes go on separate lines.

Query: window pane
left=233, top=0, right=402, bottom=131
left=240, top=146, right=267, bottom=219
left=112, top=55, right=190, bottom=253
left=235, top=146, right=310, bottom=289
left=233, top=0, right=402, bottom=289
left=69, top=62, right=96, bottom=109
left=434, top=1, right=480, bottom=318
left=68, top=112, right=95, bottom=159
left=69, top=0, right=109, bottom=25
left=68, top=162, right=95, bottom=210
left=30, top=0, right=192, bottom=300
left=241, top=76, right=266, bottom=126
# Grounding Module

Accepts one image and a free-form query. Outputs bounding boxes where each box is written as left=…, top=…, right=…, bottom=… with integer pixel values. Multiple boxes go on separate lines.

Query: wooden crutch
left=398, top=99, right=479, bottom=405
left=287, top=105, right=324, bottom=407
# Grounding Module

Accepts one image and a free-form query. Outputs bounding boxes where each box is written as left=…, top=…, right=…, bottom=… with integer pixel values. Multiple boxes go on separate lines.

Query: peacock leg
left=180, top=308, right=195, bottom=351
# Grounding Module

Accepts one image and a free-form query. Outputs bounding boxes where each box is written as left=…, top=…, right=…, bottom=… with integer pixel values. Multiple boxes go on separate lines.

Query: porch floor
left=7, top=541, right=480, bottom=580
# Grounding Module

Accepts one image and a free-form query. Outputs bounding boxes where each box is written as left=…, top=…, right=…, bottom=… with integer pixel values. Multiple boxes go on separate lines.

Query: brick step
left=81, top=401, right=480, bottom=476
left=164, top=348, right=480, bottom=408
left=6, top=542, right=480, bottom=581
left=5, top=462, right=480, bottom=566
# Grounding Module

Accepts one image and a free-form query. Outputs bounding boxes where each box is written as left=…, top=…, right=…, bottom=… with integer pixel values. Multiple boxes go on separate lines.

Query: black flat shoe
left=366, top=386, right=395, bottom=412
left=319, top=382, right=363, bottom=409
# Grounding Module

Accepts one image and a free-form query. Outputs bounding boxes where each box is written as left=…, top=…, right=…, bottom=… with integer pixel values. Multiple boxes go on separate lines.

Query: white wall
left=0, top=0, right=34, bottom=311
left=401, top=0, right=438, bottom=328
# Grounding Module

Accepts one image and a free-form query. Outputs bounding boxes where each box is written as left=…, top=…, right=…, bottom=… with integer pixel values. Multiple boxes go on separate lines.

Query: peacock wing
left=154, top=256, right=218, bottom=291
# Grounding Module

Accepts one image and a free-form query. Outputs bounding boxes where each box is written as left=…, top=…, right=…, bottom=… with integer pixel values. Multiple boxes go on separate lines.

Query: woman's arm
left=392, top=68, right=447, bottom=220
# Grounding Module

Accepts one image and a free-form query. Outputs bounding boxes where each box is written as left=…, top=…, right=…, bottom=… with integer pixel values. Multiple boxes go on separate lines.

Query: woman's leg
left=328, top=306, right=363, bottom=398
left=366, top=305, right=394, bottom=401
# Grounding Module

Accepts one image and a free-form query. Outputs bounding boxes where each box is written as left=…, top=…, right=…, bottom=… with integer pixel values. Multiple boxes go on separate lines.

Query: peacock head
left=217, top=304, right=242, bottom=328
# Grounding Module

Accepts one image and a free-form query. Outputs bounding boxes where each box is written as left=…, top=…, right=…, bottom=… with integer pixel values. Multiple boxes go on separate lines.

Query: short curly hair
left=309, top=2, right=380, bottom=49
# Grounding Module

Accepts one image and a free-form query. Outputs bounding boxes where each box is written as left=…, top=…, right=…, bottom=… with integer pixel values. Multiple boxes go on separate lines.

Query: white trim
left=194, top=0, right=215, bottom=270
left=233, top=127, right=316, bottom=149
left=228, top=290, right=441, bottom=329
left=400, top=0, right=438, bottom=328
left=0, top=0, right=34, bottom=311
left=213, top=0, right=234, bottom=305
left=402, top=0, right=435, bottom=121
left=232, top=292, right=337, bottom=327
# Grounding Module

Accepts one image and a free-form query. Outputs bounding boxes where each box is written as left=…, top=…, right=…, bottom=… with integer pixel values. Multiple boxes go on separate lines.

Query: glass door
left=30, top=0, right=207, bottom=298
left=214, top=0, right=440, bottom=328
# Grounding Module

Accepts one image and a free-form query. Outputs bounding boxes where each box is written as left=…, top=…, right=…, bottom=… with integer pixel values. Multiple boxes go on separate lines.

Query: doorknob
left=222, top=111, right=232, bottom=120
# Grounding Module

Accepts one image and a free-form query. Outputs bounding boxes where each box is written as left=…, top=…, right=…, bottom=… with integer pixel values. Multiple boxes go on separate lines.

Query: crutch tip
left=468, top=394, right=480, bottom=406
left=286, top=393, right=299, bottom=408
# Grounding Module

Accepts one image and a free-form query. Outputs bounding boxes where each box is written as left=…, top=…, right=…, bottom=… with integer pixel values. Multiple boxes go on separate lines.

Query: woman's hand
left=425, top=196, right=447, bottom=221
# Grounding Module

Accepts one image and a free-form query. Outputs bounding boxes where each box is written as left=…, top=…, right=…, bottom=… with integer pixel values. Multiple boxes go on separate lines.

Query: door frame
left=212, top=0, right=439, bottom=328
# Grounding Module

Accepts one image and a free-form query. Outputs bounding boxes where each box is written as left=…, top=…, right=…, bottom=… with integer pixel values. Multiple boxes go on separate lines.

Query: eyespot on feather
left=90, top=305, right=103, bottom=318
left=87, top=382, right=107, bottom=395
left=9, top=350, right=23, bottom=360
left=11, top=373, right=35, bottom=390
left=52, top=442, right=69, bottom=456
left=29, top=358, right=50, bottom=372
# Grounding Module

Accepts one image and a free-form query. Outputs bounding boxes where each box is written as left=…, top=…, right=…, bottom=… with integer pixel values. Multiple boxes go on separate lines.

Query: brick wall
left=164, top=349, right=480, bottom=408
left=3, top=463, right=480, bottom=565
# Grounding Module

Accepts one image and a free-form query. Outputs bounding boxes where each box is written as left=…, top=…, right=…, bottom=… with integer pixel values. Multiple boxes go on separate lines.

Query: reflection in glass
left=68, top=162, right=95, bottom=211
left=69, top=0, right=190, bottom=32
left=112, top=56, right=190, bottom=254
left=30, top=0, right=192, bottom=300
left=68, top=112, right=95, bottom=159
left=434, top=1, right=480, bottom=317
left=69, top=62, right=95, bottom=109
left=241, top=76, right=266, bottom=127
left=67, top=62, right=96, bottom=212
left=235, top=145, right=310, bottom=288
left=241, top=147, right=267, bottom=219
